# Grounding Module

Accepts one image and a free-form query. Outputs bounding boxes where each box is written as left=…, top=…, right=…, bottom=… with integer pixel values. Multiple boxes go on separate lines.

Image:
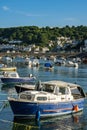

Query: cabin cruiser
left=8, top=80, right=86, bottom=119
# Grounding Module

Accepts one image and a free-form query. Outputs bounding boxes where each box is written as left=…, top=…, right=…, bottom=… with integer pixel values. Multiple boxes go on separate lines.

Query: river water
left=0, top=63, right=87, bottom=130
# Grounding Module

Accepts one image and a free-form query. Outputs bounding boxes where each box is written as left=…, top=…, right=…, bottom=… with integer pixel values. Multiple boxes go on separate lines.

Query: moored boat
left=1, top=71, right=36, bottom=84
left=44, top=63, right=54, bottom=70
left=0, top=66, right=17, bottom=71
left=65, top=61, right=78, bottom=68
left=8, top=80, right=86, bottom=119
left=14, top=80, right=41, bottom=93
left=15, top=84, right=35, bottom=93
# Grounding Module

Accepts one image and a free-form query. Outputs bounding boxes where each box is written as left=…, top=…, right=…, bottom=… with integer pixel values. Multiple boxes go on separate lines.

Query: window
left=37, top=96, right=47, bottom=101
left=20, top=94, right=27, bottom=99
left=59, top=87, right=65, bottom=94
left=42, top=84, right=54, bottom=93
left=27, top=95, right=32, bottom=100
left=20, top=94, right=32, bottom=100
left=71, top=88, right=80, bottom=95
left=10, top=74, right=17, bottom=77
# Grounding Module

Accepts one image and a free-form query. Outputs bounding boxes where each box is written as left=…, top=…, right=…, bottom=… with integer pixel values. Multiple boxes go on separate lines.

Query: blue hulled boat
left=1, top=72, right=36, bottom=84
left=8, top=80, right=86, bottom=119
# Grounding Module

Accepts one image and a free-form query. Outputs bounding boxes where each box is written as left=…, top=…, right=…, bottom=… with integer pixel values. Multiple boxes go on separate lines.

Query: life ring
left=73, top=105, right=79, bottom=112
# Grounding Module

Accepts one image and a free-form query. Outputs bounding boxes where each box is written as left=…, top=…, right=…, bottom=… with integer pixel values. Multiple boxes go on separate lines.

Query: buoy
left=73, top=105, right=79, bottom=112
left=35, top=110, right=40, bottom=121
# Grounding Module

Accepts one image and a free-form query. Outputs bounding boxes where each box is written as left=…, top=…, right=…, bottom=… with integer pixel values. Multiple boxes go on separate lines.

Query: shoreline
left=0, top=51, right=81, bottom=58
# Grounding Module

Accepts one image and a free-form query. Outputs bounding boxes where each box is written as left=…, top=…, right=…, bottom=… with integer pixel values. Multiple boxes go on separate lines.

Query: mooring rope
left=0, top=101, right=9, bottom=112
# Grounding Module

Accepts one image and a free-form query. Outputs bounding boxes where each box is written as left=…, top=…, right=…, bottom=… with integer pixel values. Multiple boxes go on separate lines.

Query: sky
left=0, top=0, right=87, bottom=28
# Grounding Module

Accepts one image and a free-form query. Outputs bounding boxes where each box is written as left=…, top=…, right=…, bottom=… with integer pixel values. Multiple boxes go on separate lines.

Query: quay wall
left=0, top=52, right=79, bottom=58
left=0, top=52, right=87, bottom=65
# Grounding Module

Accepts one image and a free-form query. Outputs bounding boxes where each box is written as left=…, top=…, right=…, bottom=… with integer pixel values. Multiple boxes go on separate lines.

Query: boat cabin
left=18, top=90, right=70, bottom=102
left=36, top=80, right=85, bottom=100
left=3, top=72, right=19, bottom=78
left=8, top=80, right=86, bottom=118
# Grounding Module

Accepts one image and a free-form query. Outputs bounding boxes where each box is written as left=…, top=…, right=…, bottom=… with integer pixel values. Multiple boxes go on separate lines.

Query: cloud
left=64, top=17, right=76, bottom=21
left=2, top=6, right=9, bottom=11
left=2, top=6, right=46, bottom=17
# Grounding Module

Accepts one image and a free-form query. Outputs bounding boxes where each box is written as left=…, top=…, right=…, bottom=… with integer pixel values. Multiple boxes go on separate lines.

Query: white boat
left=32, top=59, right=39, bottom=67
left=1, top=56, right=12, bottom=63
left=8, top=80, right=86, bottom=119
left=65, top=61, right=78, bottom=68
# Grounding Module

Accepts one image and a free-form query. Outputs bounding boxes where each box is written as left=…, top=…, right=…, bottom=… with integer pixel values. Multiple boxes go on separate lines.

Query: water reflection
left=12, top=112, right=83, bottom=130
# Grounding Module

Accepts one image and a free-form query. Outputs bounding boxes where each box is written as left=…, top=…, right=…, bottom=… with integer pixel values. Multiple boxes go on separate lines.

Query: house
left=34, top=46, right=49, bottom=53
left=23, top=45, right=36, bottom=52
left=84, top=40, right=87, bottom=52
left=41, top=47, right=49, bottom=53
left=9, top=40, right=22, bottom=44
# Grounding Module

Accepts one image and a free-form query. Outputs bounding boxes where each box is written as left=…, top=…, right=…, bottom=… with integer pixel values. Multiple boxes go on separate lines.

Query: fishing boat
left=0, top=72, right=36, bottom=84
left=8, top=80, right=86, bottom=119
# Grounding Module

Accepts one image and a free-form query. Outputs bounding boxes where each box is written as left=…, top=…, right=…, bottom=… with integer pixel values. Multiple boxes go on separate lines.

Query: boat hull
left=8, top=98, right=84, bottom=118
left=0, top=67, right=16, bottom=71
left=1, top=77, right=35, bottom=84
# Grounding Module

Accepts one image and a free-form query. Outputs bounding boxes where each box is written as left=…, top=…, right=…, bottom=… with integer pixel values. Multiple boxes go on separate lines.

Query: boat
left=0, top=64, right=5, bottom=68
left=1, top=56, right=12, bottom=63
left=0, top=72, right=36, bottom=84
left=0, top=66, right=17, bottom=71
left=65, top=61, right=78, bottom=68
left=14, top=80, right=41, bottom=93
left=44, top=63, right=54, bottom=70
left=8, top=80, right=86, bottom=119
left=15, top=84, right=35, bottom=93
left=31, top=59, right=39, bottom=67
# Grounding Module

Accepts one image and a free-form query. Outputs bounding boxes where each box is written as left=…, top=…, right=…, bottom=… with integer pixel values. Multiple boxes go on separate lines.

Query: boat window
left=10, top=73, right=17, bottom=77
left=27, top=95, right=32, bottom=100
left=42, top=84, right=54, bottom=93
left=37, top=96, right=47, bottom=101
left=20, top=94, right=27, bottom=99
left=59, top=87, right=65, bottom=94
left=71, top=88, right=81, bottom=95
left=20, top=94, right=32, bottom=100
left=71, top=87, right=83, bottom=98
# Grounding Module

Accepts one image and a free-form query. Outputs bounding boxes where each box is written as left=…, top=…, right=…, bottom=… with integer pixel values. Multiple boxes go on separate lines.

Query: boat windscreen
left=41, top=84, right=54, bottom=93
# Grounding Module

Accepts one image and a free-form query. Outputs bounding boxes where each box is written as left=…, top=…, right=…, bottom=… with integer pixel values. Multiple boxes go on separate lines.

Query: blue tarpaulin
left=44, top=63, right=52, bottom=67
